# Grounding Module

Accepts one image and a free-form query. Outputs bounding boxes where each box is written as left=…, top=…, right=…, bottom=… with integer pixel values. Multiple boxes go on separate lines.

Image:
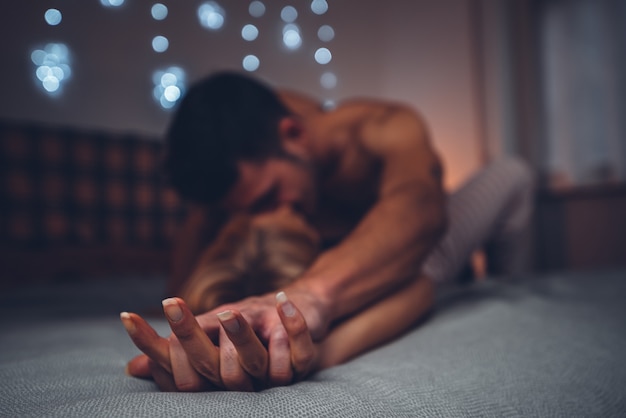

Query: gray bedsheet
left=1, top=270, right=625, bottom=417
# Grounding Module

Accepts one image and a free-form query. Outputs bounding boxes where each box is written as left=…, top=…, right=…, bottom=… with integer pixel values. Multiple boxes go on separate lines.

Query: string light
left=153, top=67, right=186, bottom=109
left=151, top=3, right=168, bottom=20
left=44, top=9, right=62, bottom=26
left=152, top=36, right=169, bottom=53
left=100, top=0, right=125, bottom=8
left=242, top=55, right=260, bottom=72
left=31, top=43, right=72, bottom=95
left=32, top=2, right=338, bottom=108
left=249, top=1, right=266, bottom=18
left=198, top=2, right=226, bottom=30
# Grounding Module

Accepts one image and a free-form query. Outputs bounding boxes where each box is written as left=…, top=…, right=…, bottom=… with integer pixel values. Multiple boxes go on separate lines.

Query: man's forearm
left=288, top=183, right=446, bottom=326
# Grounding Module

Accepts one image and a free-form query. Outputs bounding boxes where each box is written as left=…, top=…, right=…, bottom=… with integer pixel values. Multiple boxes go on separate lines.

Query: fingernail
left=162, top=298, right=183, bottom=322
left=120, top=312, right=136, bottom=334
left=217, top=310, right=240, bottom=333
left=276, top=291, right=296, bottom=317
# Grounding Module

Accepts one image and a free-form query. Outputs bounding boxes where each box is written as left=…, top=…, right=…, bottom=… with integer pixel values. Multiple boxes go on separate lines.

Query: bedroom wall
left=0, top=0, right=485, bottom=189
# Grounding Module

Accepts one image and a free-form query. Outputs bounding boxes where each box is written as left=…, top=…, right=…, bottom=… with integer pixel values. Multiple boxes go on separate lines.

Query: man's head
left=165, top=71, right=317, bottom=215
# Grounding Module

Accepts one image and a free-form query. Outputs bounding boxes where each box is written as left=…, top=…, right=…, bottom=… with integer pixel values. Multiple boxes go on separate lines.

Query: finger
left=120, top=312, right=171, bottom=373
left=125, top=354, right=152, bottom=379
left=148, top=358, right=178, bottom=392
left=169, top=336, right=212, bottom=392
left=276, top=292, right=316, bottom=378
left=217, top=310, right=268, bottom=380
left=268, top=325, right=293, bottom=386
left=219, top=327, right=254, bottom=391
left=162, top=298, right=222, bottom=386
left=194, top=310, right=222, bottom=345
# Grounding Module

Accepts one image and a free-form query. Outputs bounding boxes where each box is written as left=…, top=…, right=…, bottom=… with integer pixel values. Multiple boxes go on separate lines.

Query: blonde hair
left=179, top=211, right=320, bottom=314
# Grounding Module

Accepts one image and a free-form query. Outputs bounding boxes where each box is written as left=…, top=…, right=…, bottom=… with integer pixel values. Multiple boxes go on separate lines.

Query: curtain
left=541, top=0, right=626, bottom=188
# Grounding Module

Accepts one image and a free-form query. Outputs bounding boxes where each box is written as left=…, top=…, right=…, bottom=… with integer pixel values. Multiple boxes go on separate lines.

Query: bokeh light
left=281, top=6, right=298, bottom=23
left=320, top=72, right=337, bottom=89
left=198, top=2, right=225, bottom=30
left=241, top=24, right=259, bottom=41
left=152, top=36, right=169, bottom=52
left=152, top=67, right=186, bottom=109
left=248, top=1, right=266, bottom=18
left=282, top=24, right=302, bottom=50
left=242, top=55, right=260, bottom=72
left=44, top=9, right=62, bottom=26
left=318, top=25, right=335, bottom=42
left=311, top=0, right=328, bottom=15
left=151, top=3, right=168, bottom=20
left=100, top=0, right=125, bottom=8
left=31, top=43, right=72, bottom=95
left=323, top=99, right=337, bottom=110
left=314, top=48, right=332, bottom=64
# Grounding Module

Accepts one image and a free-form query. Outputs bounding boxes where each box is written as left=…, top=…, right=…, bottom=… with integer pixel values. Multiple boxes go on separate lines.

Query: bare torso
left=279, top=91, right=419, bottom=245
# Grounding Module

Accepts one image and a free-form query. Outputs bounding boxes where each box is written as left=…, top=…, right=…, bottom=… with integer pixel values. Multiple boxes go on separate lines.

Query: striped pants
left=422, top=157, right=535, bottom=283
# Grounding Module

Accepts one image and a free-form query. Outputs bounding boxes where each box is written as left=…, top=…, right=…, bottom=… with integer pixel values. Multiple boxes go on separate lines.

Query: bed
left=1, top=269, right=625, bottom=417
left=2, top=121, right=625, bottom=416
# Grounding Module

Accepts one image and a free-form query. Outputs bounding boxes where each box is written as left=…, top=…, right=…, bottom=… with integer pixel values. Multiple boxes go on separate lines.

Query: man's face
left=219, top=155, right=317, bottom=218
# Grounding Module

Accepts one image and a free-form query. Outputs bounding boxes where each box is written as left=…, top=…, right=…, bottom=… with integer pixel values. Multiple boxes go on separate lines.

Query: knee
left=495, top=157, right=536, bottom=230
left=492, top=156, right=535, bottom=196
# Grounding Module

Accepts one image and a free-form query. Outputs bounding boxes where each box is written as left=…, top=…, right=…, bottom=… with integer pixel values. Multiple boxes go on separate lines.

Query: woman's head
left=179, top=208, right=320, bottom=314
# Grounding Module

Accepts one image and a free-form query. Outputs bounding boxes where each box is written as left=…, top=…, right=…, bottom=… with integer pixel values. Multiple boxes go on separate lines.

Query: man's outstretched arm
left=286, top=104, right=447, bottom=333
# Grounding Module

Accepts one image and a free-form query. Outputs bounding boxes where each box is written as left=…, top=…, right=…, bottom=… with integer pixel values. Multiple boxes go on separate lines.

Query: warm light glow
left=198, top=2, right=225, bottom=30
left=318, top=25, right=335, bottom=42
left=44, top=9, right=62, bottom=26
left=241, top=24, right=259, bottom=41
left=281, top=6, right=298, bottom=23
left=314, top=48, right=332, bottom=64
left=152, top=36, right=169, bottom=53
left=151, top=3, right=168, bottom=20
left=310, top=0, right=328, bottom=15
left=242, top=55, right=260, bottom=72
left=248, top=1, right=266, bottom=18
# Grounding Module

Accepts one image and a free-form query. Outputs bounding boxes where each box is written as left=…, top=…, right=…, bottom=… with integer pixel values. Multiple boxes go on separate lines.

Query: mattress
left=1, top=269, right=625, bottom=417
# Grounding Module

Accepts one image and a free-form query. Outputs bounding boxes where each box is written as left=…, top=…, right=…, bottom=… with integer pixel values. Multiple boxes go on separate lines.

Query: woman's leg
left=422, top=157, right=535, bottom=284
left=317, top=274, right=435, bottom=369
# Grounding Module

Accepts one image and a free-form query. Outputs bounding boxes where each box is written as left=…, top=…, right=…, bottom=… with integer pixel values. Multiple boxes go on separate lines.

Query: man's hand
left=121, top=292, right=321, bottom=391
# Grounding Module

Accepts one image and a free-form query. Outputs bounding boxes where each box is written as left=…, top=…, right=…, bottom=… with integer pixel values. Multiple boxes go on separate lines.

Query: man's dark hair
left=164, top=71, right=291, bottom=204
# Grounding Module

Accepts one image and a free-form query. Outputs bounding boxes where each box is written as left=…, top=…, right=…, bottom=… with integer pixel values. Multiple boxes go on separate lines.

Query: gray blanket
left=1, top=270, right=625, bottom=417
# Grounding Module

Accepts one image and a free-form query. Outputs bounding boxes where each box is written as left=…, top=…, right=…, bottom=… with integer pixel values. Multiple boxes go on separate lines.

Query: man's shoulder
left=277, top=90, right=323, bottom=117
left=327, top=100, right=424, bottom=131
left=326, top=100, right=428, bottom=152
